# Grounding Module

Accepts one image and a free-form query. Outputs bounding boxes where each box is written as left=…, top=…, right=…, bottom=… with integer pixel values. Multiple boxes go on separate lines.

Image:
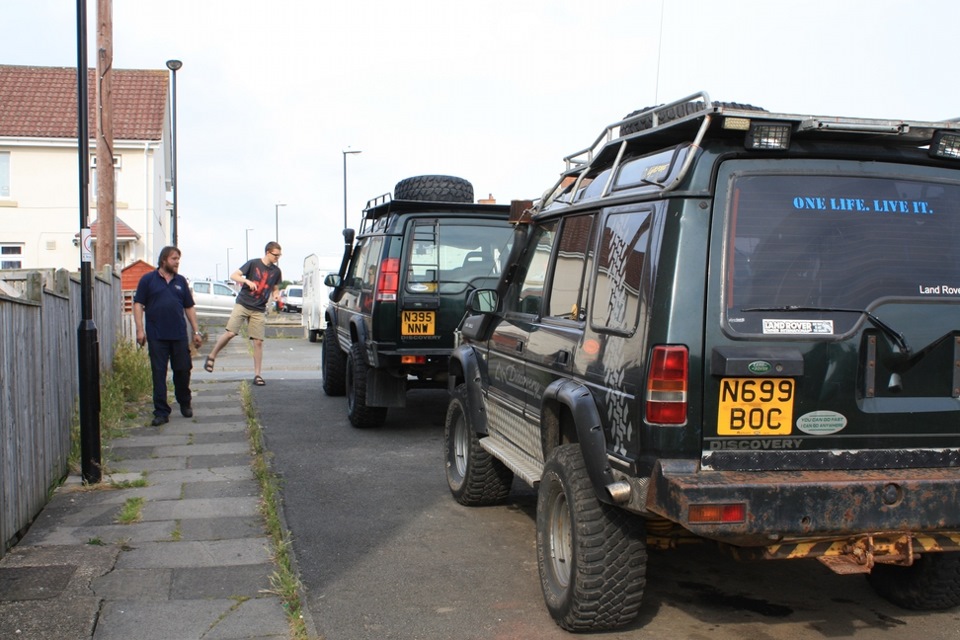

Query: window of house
left=90, top=154, right=121, bottom=199
left=0, top=152, right=10, bottom=198
left=1, top=244, right=23, bottom=269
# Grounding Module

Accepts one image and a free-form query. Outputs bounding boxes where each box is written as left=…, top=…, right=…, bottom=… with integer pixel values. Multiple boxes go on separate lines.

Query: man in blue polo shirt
left=133, top=246, right=204, bottom=426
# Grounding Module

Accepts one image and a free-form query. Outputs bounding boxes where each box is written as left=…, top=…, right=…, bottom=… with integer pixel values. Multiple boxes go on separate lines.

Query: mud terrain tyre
left=321, top=326, right=346, bottom=396
left=346, top=342, right=387, bottom=428
left=394, top=175, right=474, bottom=203
left=444, top=384, right=514, bottom=506
left=621, top=101, right=766, bottom=136
left=867, top=553, right=960, bottom=610
left=536, top=445, right=647, bottom=631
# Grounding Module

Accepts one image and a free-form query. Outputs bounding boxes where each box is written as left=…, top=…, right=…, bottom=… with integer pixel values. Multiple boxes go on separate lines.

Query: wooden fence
left=0, top=267, right=127, bottom=557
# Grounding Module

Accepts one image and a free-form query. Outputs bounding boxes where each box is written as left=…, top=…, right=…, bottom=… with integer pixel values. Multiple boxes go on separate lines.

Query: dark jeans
left=147, top=338, right=192, bottom=417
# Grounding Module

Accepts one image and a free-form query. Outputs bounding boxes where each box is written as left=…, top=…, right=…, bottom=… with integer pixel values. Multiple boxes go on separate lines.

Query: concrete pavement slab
left=140, top=496, right=261, bottom=521
left=117, top=538, right=271, bottom=569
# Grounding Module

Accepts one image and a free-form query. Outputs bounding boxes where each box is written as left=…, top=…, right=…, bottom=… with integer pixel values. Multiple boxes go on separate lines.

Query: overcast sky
left=5, top=0, right=959, bottom=281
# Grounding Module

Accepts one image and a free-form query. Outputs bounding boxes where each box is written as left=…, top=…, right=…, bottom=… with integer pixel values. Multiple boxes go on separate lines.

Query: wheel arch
left=541, top=379, right=617, bottom=505
left=449, top=345, right=489, bottom=434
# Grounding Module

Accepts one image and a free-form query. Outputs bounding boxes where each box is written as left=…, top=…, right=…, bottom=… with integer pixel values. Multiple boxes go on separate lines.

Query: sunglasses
left=270, top=252, right=282, bottom=257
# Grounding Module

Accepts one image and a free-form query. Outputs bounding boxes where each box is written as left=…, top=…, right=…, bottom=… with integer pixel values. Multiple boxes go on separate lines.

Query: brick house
left=0, top=64, right=172, bottom=271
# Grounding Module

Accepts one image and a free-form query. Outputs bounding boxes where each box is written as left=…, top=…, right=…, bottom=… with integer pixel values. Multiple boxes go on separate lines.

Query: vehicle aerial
left=281, top=284, right=303, bottom=314
left=443, top=92, right=960, bottom=631
left=302, top=254, right=340, bottom=342
left=322, top=175, right=516, bottom=428
left=188, top=279, right=237, bottom=317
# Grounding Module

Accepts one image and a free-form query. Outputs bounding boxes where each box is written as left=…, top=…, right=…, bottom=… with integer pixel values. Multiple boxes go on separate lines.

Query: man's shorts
left=226, top=304, right=266, bottom=341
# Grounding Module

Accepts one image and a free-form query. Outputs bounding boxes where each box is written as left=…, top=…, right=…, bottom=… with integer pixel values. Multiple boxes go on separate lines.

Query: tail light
left=646, top=345, right=688, bottom=424
left=376, top=258, right=400, bottom=301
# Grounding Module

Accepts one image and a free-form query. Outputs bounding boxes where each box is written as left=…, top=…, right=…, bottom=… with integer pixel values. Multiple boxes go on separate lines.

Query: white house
left=0, top=64, right=172, bottom=271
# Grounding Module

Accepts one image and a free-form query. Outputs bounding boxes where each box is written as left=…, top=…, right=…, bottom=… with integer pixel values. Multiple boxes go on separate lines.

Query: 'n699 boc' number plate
left=717, top=378, right=794, bottom=436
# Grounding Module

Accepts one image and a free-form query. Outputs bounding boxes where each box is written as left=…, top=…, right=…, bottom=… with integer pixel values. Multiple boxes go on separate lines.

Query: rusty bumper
left=646, top=460, right=960, bottom=547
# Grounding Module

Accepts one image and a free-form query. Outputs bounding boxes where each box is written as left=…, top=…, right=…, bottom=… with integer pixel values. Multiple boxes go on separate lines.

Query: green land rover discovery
left=444, top=93, right=960, bottom=631
left=323, top=175, right=515, bottom=428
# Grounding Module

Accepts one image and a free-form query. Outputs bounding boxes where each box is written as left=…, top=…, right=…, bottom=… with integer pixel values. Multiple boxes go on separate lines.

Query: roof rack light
left=745, top=122, right=791, bottom=150
left=930, top=131, right=960, bottom=160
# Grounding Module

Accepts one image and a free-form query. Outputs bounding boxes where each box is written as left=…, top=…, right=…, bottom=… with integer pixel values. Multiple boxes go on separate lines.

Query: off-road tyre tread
left=321, top=326, right=346, bottom=396
left=346, top=342, right=388, bottom=428
left=621, top=101, right=766, bottom=136
left=394, top=175, right=474, bottom=203
left=444, top=385, right=513, bottom=506
left=537, top=444, right=647, bottom=631
left=867, top=553, right=960, bottom=610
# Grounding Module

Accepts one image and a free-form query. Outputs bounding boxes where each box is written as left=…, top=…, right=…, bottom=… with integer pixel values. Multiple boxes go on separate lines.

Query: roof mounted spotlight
left=745, top=121, right=792, bottom=150
left=930, top=130, right=960, bottom=160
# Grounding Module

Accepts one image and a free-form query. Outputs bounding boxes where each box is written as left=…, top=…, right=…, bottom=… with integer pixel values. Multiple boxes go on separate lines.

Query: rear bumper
left=646, top=461, right=960, bottom=547
left=368, top=343, right=451, bottom=378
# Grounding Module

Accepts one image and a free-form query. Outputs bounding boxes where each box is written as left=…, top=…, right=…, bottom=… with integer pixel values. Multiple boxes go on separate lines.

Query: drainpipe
left=143, top=141, right=153, bottom=262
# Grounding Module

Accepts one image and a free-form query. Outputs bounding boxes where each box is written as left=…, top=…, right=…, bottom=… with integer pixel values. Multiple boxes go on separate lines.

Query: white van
left=301, top=254, right=340, bottom=342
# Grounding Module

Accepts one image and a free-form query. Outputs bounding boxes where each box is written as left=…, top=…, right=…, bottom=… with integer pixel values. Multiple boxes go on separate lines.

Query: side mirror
left=342, top=228, right=355, bottom=245
left=324, top=273, right=342, bottom=288
left=467, top=289, right=499, bottom=313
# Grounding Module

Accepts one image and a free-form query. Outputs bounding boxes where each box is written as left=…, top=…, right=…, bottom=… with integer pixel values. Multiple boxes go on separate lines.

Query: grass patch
left=115, top=496, right=145, bottom=524
left=69, top=339, right=152, bottom=476
left=241, top=382, right=313, bottom=640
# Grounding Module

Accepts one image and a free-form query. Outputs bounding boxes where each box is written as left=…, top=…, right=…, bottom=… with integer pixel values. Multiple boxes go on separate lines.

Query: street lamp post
left=165, top=59, right=183, bottom=246
left=274, top=203, right=286, bottom=243
left=226, top=247, right=232, bottom=280
left=245, top=228, right=254, bottom=261
left=342, top=148, right=362, bottom=229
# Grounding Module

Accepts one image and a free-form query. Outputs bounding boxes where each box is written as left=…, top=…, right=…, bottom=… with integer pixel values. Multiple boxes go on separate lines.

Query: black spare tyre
left=394, top=175, right=474, bottom=203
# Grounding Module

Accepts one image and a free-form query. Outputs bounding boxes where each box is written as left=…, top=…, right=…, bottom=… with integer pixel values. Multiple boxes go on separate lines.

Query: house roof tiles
left=0, top=65, right=167, bottom=141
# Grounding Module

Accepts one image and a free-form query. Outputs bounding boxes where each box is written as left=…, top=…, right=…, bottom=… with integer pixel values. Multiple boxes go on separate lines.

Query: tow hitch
left=817, top=534, right=914, bottom=575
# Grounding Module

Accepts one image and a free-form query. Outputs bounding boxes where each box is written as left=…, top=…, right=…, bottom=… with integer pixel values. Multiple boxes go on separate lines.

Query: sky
left=4, top=0, right=960, bottom=281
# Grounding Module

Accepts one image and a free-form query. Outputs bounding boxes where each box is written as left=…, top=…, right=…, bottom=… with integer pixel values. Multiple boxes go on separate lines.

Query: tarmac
left=0, top=321, right=309, bottom=640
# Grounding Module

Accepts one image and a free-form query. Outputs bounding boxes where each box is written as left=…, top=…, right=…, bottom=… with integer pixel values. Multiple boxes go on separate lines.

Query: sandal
left=204, top=356, right=215, bottom=373
left=253, top=375, right=266, bottom=386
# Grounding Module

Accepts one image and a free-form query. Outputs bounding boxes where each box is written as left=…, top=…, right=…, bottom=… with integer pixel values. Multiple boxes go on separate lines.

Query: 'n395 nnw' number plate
left=402, top=310, right=435, bottom=336
left=717, top=378, right=794, bottom=436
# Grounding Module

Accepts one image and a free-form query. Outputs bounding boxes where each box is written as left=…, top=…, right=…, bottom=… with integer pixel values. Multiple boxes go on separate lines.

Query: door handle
left=516, top=340, right=524, bottom=353
left=556, top=350, right=570, bottom=365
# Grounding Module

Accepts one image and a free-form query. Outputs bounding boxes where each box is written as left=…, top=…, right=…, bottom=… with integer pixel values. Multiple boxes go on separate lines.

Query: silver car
left=189, top=280, right=237, bottom=317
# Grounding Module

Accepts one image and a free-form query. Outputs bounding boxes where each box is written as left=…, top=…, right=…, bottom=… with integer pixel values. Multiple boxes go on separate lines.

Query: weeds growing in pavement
left=115, top=496, right=145, bottom=524
left=241, top=382, right=313, bottom=640
left=69, top=339, right=152, bottom=475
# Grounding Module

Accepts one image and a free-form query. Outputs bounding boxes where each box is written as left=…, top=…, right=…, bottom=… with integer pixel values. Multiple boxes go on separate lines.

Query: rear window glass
left=726, top=172, right=960, bottom=332
left=405, top=219, right=514, bottom=293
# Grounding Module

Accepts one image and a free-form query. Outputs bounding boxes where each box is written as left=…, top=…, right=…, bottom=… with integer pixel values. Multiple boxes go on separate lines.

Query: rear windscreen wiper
left=741, top=305, right=911, bottom=355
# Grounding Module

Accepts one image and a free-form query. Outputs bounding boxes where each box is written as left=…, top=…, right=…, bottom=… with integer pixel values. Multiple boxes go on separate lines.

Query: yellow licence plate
left=401, top=310, right=435, bottom=336
left=717, top=378, right=795, bottom=436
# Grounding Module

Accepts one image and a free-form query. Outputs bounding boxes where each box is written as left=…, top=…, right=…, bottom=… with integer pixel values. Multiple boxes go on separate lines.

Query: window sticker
left=762, top=319, right=834, bottom=335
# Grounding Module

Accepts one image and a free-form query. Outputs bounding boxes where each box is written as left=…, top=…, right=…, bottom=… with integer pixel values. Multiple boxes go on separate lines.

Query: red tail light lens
left=376, top=258, right=400, bottom=301
left=646, top=345, right=688, bottom=424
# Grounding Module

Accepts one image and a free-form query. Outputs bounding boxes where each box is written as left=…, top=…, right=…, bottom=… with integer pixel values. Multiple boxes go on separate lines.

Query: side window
left=507, top=220, right=558, bottom=315
left=546, top=214, right=595, bottom=320
left=346, top=238, right=374, bottom=289
left=193, top=282, right=210, bottom=294
left=214, top=283, right=234, bottom=296
left=591, top=210, right=650, bottom=334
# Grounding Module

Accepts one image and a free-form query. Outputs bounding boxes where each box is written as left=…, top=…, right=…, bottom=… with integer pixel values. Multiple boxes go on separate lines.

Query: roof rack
left=538, top=91, right=960, bottom=211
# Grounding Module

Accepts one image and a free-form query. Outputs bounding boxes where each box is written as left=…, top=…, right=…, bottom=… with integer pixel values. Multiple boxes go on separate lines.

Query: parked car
left=322, top=174, right=516, bottom=428
left=280, top=285, right=303, bottom=313
left=444, top=93, right=960, bottom=631
left=189, top=280, right=237, bottom=317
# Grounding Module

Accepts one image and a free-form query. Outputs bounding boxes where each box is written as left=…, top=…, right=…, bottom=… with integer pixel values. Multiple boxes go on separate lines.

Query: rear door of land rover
left=703, top=159, right=960, bottom=471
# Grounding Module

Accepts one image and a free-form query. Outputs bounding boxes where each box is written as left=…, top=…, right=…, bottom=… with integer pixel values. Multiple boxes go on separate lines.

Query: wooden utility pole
left=95, top=0, right=114, bottom=272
